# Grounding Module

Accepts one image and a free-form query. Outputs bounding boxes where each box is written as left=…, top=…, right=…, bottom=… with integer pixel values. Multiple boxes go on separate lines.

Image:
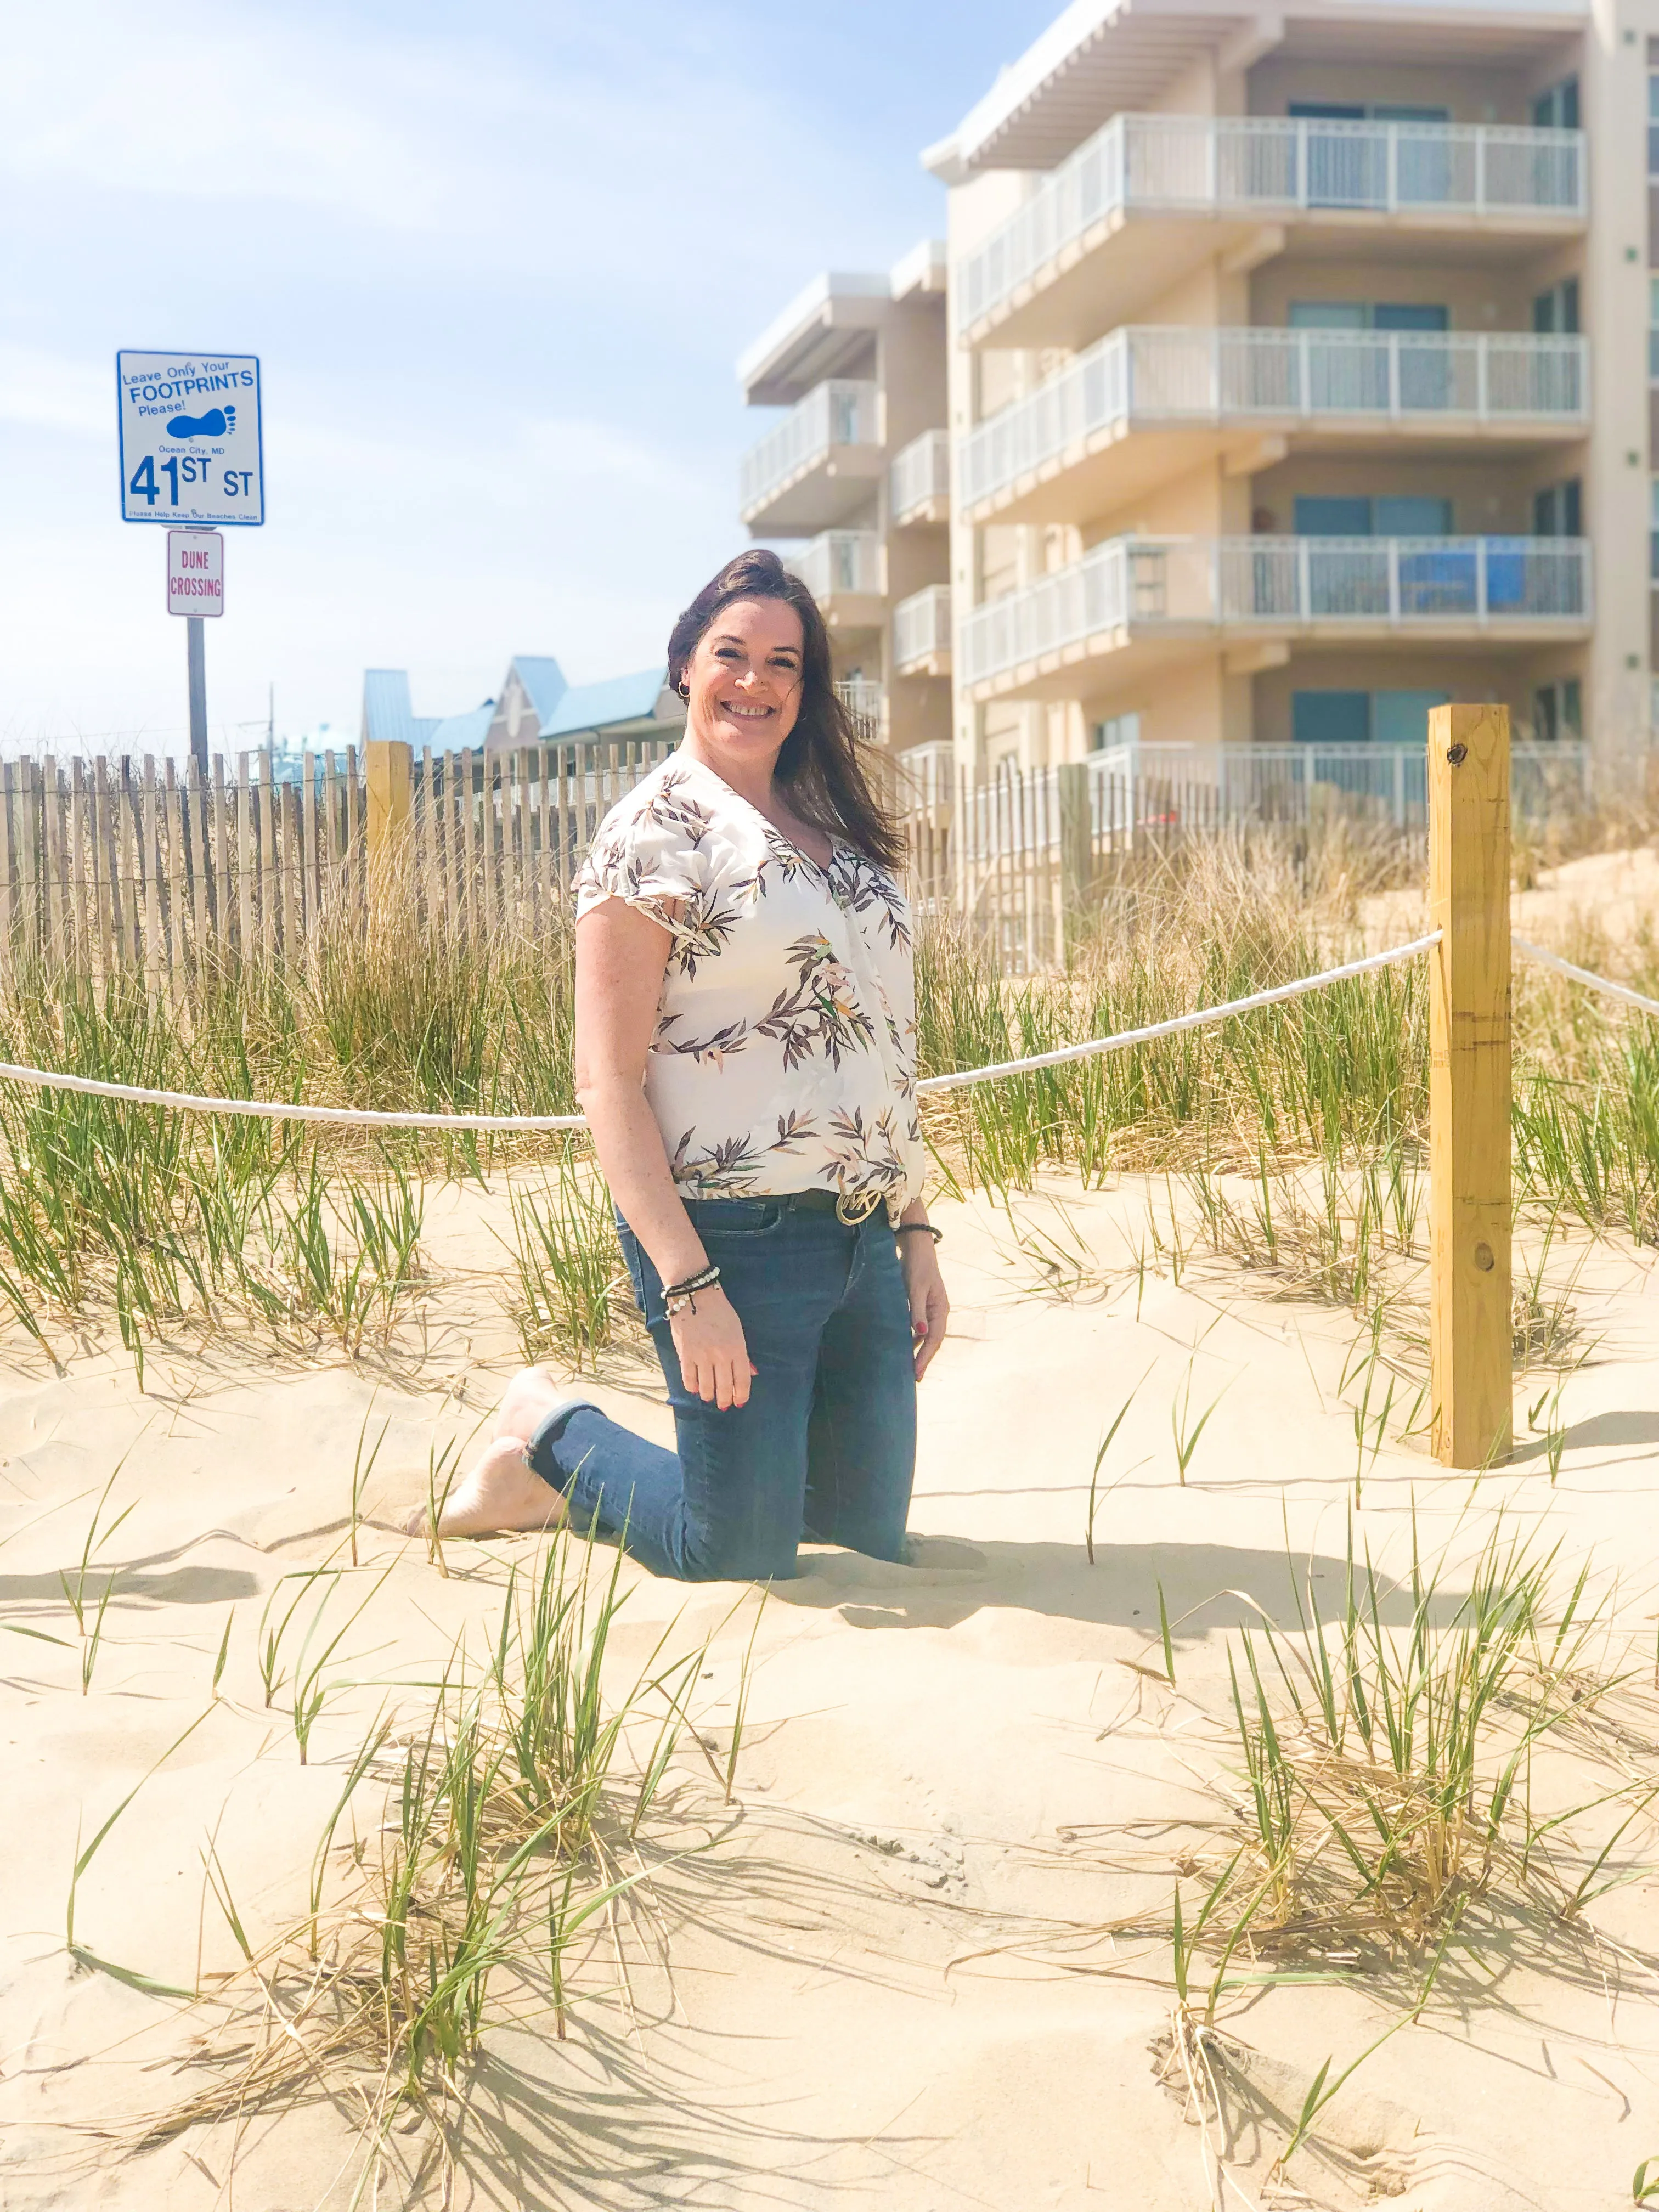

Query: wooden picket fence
left=0, top=737, right=682, bottom=984
left=1, top=736, right=1307, bottom=985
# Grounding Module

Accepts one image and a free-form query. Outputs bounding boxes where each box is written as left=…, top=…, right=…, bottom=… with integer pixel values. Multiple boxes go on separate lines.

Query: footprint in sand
left=167, top=404, right=236, bottom=439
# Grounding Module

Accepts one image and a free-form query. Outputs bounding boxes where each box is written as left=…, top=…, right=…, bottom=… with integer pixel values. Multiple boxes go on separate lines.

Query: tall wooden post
left=364, top=738, right=412, bottom=873
left=1428, top=702, right=1513, bottom=1469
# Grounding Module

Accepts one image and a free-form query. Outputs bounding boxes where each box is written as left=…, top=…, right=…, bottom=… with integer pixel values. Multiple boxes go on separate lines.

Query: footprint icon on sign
left=167, top=404, right=235, bottom=439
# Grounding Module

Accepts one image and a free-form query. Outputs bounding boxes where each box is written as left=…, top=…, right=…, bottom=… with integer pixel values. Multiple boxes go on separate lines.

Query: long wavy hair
left=667, top=548, right=904, bottom=871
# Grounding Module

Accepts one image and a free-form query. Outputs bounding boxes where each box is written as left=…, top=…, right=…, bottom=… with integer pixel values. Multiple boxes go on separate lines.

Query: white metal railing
left=890, top=428, right=952, bottom=522
left=960, top=535, right=1592, bottom=686
left=1138, top=738, right=1589, bottom=826
left=836, top=677, right=885, bottom=727
left=959, top=114, right=1587, bottom=333
left=893, top=585, right=952, bottom=670
left=786, top=530, right=885, bottom=604
left=961, top=328, right=1589, bottom=510
left=739, top=379, right=881, bottom=518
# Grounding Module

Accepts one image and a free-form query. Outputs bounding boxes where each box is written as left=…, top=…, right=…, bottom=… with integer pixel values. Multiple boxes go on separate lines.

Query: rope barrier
left=1514, top=936, right=1659, bottom=1022
left=0, top=932, right=1442, bottom=1130
left=912, top=931, right=1443, bottom=1095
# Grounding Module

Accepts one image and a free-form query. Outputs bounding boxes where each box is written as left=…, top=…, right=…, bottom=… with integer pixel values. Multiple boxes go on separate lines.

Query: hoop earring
left=676, top=681, right=690, bottom=700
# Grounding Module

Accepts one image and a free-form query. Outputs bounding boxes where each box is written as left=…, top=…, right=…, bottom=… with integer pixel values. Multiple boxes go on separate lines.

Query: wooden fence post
left=1428, top=701, right=1513, bottom=1469
left=364, top=737, right=413, bottom=876
left=1056, top=761, right=1092, bottom=961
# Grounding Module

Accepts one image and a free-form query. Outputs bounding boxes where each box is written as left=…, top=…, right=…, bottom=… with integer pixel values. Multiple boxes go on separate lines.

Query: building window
left=1651, top=478, right=1659, bottom=579
left=1291, top=689, right=1449, bottom=746
left=1091, top=712, right=1141, bottom=754
left=1532, top=77, right=1579, bottom=132
left=1533, top=278, right=1580, bottom=335
left=1651, top=279, right=1659, bottom=381
left=1293, top=495, right=1453, bottom=536
left=1651, top=72, right=1659, bottom=175
left=1533, top=479, right=1583, bottom=537
left=1532, top=680, right=1582, bottom=742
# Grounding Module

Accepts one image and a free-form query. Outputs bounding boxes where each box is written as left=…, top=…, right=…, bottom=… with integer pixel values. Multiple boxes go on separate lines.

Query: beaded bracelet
left=664, top=1263, right=721, bottom=1318
left=895, top=1223, right=943, bottom=1245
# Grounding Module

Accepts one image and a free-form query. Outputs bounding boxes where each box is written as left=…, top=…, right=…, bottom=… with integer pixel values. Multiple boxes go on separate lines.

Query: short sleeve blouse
left=574, top=753, right=924, bottom=1221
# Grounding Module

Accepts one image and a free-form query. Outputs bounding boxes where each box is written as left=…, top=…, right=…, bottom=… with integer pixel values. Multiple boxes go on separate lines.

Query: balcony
left=890, top=429, right=951, bottom=526
left=785, top=531, right=886, bottom=631
left=961, top=534, right=1591, bottom=701
left=961, top=328, right=1589, bottom=526
left=958, top=114, right=1587, bottom=349
left=1136, top=738, right=1589, bottom=827
left=740, top=380, right=883, bottom=533
left=836, top=676, right=886, bottom=741
left=893, top=585, right=952, bottom=677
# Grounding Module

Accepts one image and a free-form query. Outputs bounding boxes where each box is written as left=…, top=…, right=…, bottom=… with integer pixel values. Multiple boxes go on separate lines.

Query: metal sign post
left=117, top=350, right=264, bottom=772
left=166, top=530, right=224, bottom=769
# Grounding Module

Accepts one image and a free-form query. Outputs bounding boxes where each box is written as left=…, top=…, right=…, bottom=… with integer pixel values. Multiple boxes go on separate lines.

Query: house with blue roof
left=360, top=658, right=682, bottom=758
left=360, top=670, right=496, bottom=755
left=481, top=656, right=682, bottom=755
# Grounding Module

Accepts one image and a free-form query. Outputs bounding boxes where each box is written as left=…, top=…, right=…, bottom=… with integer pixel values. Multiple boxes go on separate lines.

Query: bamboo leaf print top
left=575, top=754, right=924, bottom=1221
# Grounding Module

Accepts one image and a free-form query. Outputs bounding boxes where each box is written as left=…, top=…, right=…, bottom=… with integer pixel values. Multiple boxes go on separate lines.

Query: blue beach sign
left=116, top=350, right=264, bottom=526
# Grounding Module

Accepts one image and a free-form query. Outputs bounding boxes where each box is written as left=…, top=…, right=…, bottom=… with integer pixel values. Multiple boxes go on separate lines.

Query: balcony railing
left=890, top=429, right=952, bottom=523
left=740, top=380, right=881, bottom=520
left=1137, top=738, right=1589, bottom=826
left=959, top=114, right=1587, bottom=335
left=960, top=534, right=1591, bottom=687
left=786, top=529, right=885, bottom=606
left=893, top=585, right=952, bottom=672
left=961, top=328, right=1588, bottom=511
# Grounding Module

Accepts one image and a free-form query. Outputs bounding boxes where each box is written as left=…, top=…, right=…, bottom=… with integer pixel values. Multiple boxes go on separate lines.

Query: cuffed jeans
left=524, top=1195, right=917, bottom=1582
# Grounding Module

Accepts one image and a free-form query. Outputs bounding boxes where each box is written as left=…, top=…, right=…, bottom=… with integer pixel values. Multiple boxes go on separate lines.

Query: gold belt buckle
left=834, top=1187, right=884, bottom=1226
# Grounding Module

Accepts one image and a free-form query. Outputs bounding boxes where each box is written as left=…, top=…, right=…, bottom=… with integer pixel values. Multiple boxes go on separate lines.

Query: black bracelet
left=895, top=1223, right=943, bottom=1245
left=664, top=1263, right=721, bottom=1317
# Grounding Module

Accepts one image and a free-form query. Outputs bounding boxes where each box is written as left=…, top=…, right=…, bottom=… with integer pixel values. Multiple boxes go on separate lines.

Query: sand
left=4, top=851, right=1659, bottom=2210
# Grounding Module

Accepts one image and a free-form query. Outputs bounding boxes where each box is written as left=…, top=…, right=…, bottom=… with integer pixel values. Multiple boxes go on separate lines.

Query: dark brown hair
left=667, top=548, right=904, bottom=871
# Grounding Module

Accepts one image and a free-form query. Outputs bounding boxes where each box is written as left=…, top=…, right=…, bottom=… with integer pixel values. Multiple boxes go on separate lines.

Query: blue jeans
left=524, top=1196, right=918, bottom=1582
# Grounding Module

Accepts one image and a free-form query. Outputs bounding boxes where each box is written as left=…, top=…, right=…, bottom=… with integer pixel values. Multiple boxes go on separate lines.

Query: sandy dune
left=3, top=1158, right=1659, bottom=2211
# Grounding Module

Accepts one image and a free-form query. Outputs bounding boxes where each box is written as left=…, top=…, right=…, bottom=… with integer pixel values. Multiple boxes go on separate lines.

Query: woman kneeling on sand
left=408, top=548, right=947, bottom=1581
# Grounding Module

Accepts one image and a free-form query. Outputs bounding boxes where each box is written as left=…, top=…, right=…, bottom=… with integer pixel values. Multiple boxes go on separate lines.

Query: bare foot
left=402, top=1437, right=567, bottom=1540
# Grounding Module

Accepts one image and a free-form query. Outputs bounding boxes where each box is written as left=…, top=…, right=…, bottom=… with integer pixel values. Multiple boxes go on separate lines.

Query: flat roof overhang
left=932, top=0, right=1588, bottom=179
left=962, top=204, right=1587, bottom=354
left=965, top=413, right=1589, bottom=529
left=967, top=614, right=1592, bottom=705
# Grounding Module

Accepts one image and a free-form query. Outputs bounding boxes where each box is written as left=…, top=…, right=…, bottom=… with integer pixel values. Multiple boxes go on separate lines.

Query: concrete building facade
left=926, top=0, right=1651, bottom=778
left=736, top=241, right=953, bottom=755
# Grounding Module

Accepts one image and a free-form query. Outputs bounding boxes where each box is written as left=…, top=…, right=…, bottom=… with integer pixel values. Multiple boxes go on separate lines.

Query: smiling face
left=680, top=595, right=804, bottom=778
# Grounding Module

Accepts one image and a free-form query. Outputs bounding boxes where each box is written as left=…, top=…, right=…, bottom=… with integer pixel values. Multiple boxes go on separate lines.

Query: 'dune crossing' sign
left=167, top=530, right=224, bottom=618
left=117, top=350, right=264, bottom=527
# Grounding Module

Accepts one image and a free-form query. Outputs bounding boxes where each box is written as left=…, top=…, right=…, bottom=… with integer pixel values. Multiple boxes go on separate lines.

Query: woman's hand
left=669, top=1285, right=757, bottom=1410
left=899, top=1232, right=949, bottom=1381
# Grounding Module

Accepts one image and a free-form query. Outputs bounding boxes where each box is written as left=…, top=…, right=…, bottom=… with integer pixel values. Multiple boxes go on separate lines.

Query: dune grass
left=0, top=812, right=1654, bottom=1374
left=124, top=1520, right=762, bottom=2199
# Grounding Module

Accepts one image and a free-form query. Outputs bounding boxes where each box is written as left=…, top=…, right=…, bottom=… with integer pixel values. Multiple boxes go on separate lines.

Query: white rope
left=0, top=932, right=1442, bottom=1128
left=1515, top=936, right=1659, bottom=1022
left=0, top=1066, right=588, bottom=1132
left=912, top=931, right=1442, bottom=1096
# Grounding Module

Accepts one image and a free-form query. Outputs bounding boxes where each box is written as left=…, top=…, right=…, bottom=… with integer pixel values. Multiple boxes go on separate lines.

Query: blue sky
left=0, top=0, right=1051, bottom=756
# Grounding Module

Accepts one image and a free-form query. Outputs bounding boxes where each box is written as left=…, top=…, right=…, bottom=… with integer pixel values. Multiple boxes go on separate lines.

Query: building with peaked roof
left=360, top=670, right=495, bottom=754
left=359, top=659, right=683, bottom=761
left=481, top=657, right=682, bottom=754
left=737, top=240, right=952, bottom=758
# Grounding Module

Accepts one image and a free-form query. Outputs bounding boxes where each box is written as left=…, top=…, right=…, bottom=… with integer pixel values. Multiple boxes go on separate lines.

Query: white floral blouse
left=574, top=753, right=924, bottom=1221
